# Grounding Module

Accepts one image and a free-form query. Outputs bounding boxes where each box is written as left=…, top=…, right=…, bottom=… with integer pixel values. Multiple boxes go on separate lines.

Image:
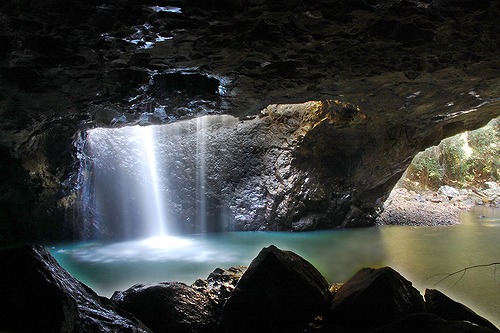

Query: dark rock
left=221, top=245, right=331, bottom=332
left=324, top=266, right=425, bottom=331
left=1, top=67, right=41, bottom=90
left=0, top=245, right=151, bottom=333
left=425, top=288, right=499, bottom=331
left=111, top=282, right=219, bottom=333
left=371, top=20, right=435, bottom=44
left=148, top=72, right=221, bottom=102
left=372, top=313, right=498, bottom=333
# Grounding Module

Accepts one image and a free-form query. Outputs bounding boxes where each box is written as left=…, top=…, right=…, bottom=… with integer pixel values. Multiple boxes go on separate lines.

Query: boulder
left=324, top=267, right=425, bottom=331
left=484, top=181, right=500, bottom=190
left=372, top=313, right=498, bottom=333
left=221, top=245, right=331, bottom=332
left=0, top=245, right=151, bottom=333
left=425, top=289, right=499, bottom=331
left=111, top=282, right=219, bottom=333
left=438, top=185, right=461, bottom=199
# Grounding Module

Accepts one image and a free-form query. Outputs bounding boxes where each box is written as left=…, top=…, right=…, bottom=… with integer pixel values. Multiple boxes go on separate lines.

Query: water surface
left=49, top=207, right=500, bottom=326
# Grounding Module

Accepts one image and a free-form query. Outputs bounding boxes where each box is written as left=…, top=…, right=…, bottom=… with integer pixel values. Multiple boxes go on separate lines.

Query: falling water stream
left=195, top=116, right=207, bottom=233
left=79, top=115, right=240, bottom=238
left=142, top=126, right=167, bottom=236
left=62, top=118, right=500, bottom=326
left=82, top=125, right=172, bottom=239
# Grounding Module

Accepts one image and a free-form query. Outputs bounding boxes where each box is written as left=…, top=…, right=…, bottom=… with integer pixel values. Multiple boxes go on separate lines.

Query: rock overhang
left=0, top=0, right=499, bottom=241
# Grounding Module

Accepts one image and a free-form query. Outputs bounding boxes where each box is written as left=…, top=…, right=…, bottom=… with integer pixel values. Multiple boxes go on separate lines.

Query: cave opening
left=1, top=0, right=499, bottom=329
left=46, top=110, right=500, bottom=328
left=378, top=116, right=500, bottom=227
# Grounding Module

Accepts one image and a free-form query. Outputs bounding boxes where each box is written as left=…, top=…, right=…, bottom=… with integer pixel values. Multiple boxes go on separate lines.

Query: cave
left=0, top=0, right=499, bottom=330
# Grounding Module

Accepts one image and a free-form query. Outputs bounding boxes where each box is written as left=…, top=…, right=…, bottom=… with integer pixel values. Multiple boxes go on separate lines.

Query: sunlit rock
left=192, top=266, right=247, bottom=311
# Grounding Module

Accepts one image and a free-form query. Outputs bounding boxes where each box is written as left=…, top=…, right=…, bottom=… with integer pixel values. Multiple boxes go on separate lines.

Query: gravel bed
left=376, top=183, right=500, bottom=227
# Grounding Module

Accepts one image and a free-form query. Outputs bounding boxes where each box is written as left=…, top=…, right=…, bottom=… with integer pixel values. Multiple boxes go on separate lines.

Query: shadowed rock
left=325, top=266, right=425, bottom=331
left=1, top=244, right=498, bottom=332
left=371, top=313, right=498, bottom=333
left=425, top=288, right=499, bottom=331
left=221, top=245, right=331, bottom=332
left=111, top=282, right=219, bottom=333
left=0, top=245, right=151, bottom=333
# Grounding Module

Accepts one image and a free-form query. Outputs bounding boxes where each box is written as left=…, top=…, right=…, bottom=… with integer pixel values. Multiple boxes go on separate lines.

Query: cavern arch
left=0, top=0, right=499, bottom=241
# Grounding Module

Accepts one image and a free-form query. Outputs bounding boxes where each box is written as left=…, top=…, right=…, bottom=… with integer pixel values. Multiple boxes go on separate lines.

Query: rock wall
left=0, top=0, right=499, bottom=241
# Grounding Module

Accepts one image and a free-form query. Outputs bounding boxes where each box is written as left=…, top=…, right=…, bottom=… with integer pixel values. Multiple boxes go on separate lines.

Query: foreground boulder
left=324, top=266, right=426, bottom=331
left=425, top=288, right=499, bottom=331
left=221, top=245, right=331, bottom=332
left=111, top=282, right=218, bottom=333
left=1, top=244, right=498, bottom=332
left=372, top=313, right=498, bottom=333
left=0, top=245, right=151, bottom=333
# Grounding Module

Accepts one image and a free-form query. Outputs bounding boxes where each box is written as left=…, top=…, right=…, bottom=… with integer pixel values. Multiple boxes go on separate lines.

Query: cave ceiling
left=0, top=0, right=499, bottom=240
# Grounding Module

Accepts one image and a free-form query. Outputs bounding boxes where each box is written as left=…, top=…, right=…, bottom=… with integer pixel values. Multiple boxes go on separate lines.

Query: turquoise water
left=49, top=207, right=500, bottom=326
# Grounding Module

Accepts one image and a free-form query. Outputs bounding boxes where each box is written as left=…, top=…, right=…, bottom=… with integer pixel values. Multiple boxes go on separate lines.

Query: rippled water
left=49, top=207, right=500, bottom=326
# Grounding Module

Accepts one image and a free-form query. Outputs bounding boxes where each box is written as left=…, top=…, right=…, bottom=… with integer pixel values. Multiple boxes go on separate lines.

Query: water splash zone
left=78, top=115, right=238, bottom=240
left=81, top=125, right=171, bottom=239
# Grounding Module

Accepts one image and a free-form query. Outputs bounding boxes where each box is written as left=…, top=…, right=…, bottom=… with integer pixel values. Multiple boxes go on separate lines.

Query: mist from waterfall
left=81, top=125, right=170, bottom=239
left=78, top=115, right=238, bottom=240
left=141, top=126, right=168, bottom=236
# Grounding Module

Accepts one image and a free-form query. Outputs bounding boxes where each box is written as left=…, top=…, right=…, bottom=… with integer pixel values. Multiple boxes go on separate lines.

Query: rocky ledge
left=377, top=180, right=500, bottom=226
left=0, top=244, right=498, bottom=333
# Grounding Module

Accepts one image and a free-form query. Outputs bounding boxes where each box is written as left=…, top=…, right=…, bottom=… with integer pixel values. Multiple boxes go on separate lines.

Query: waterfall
left=78, top=115, right=239, bottom=240
left=140, top=126, right=168, bottom=236
left=196, top=116, right=208, bottom=233
left=81, top=125, right=170, bottom=239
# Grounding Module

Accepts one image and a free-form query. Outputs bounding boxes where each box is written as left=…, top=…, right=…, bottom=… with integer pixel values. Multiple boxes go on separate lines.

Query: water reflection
left=49, top=207, right=500, bottom=326
left=379, top=207, right=500, bottom=325
left=50, top=229, right=388, bottom=296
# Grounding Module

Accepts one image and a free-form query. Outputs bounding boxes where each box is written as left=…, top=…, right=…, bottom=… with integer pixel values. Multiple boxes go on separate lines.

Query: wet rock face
left=0, top=0, right=500, bottom=240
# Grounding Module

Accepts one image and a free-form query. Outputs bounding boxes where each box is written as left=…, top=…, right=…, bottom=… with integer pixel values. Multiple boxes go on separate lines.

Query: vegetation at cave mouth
left=405, top=117, right=500, bottom=190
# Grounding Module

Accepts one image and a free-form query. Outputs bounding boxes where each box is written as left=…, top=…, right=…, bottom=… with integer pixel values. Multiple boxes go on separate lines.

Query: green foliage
left=406, top=117, right=500, bottom=189
left=406, top=147, right=443, bottom=189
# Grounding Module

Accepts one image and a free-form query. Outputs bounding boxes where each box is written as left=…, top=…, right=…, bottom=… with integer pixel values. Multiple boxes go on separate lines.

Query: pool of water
left=49, top=207, right=500, bottom=326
